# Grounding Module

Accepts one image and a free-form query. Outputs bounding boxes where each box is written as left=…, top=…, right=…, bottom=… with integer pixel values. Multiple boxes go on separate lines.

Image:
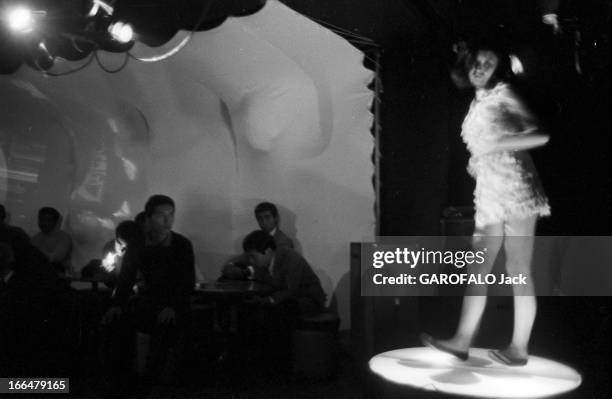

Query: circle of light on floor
left=369, top=347, right=582, bottom=398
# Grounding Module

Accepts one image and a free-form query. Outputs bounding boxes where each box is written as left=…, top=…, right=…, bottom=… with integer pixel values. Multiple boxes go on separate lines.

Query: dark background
left=283, top=0, right=612, bottom=236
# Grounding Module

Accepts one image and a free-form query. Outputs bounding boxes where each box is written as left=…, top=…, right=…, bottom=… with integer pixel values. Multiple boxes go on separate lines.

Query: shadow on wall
left=274, top=203, right=302, bottom=254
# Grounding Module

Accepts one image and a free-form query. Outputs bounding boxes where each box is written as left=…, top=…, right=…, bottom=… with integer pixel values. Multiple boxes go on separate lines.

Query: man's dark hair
left=242, top=230, right=276, bottom=254
left=254, top=202, right=278, bottom=218
left=38, top=207, right=61, bottom=222
left=116, top=220, right=145, bottom=247
left=0, top=204, right=6, bottom=223
left=144, top=195, right=175, bottom=217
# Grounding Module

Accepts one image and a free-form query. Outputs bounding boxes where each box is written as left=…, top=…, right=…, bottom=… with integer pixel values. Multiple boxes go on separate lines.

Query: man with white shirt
left=254, top=202, right=294, bottom=250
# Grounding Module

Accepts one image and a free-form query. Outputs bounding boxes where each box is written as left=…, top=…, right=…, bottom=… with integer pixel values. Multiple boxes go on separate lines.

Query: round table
left=195, top=280, right=272, bottom=298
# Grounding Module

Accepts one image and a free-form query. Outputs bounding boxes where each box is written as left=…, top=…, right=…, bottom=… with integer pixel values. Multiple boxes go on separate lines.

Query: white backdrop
left=0, top=0, right=375, bottom=329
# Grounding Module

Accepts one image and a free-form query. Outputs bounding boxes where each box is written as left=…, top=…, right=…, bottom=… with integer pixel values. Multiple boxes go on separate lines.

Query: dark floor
left=5, top=294, right=609, bottom=399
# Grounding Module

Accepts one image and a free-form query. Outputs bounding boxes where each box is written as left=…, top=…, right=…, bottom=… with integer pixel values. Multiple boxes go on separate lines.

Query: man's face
left=149, top=204, right=174, bottom=236
left=256, top=211, right=278, bottom=234
left=38, top=214, right=57, bottom=233
left=247, top=248, right=273, bottom=269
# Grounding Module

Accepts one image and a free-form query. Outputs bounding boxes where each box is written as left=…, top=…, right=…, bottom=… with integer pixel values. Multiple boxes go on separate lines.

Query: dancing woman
left=422, top=41, right=550, bottom=366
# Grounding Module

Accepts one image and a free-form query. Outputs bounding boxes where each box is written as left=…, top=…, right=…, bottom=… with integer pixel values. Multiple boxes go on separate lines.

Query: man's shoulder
left=274, top=229, right=294, bottom=248
left=276, top=247, right=306, bottom=266
left=170, top=231, right=193, bottom=248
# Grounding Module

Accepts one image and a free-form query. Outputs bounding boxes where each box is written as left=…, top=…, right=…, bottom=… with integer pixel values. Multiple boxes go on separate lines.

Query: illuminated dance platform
left=369, top=347, right=582, bottom=398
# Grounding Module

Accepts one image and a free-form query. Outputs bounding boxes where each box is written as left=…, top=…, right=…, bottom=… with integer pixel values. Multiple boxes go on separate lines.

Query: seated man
left=1, top=230, right=64, bottom=376
left=0, top=204, right=30, bottom=246
left=238, top=230, right=325, bottom=371
left=31, top=207, right=72, bottom=276
left=254, top=202, right=293, bottom=250
left=243, top=230, right=324, bottom=315
left=102, top=195, right=195, bottom=382
left=221, top=201, right=294, bottom=279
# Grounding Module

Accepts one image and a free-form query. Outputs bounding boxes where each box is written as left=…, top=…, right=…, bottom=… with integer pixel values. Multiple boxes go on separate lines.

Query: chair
left=291, top=311, right=340, bottom=380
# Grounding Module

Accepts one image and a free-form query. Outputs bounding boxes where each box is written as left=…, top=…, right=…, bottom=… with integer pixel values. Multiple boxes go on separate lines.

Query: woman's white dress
left=461, top=82, right=550, bottom=228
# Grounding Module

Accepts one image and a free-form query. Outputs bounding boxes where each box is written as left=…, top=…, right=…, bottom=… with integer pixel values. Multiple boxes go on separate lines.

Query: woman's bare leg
left=437, top=223, right=504, bottom=352
left=502, top=216, right=537, bottom=359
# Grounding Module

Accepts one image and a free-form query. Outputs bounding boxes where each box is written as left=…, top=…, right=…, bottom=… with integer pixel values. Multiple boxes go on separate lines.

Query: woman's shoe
left=488, top=349, right=528, bottom=366
left=420, top=333, right=469, bottom=361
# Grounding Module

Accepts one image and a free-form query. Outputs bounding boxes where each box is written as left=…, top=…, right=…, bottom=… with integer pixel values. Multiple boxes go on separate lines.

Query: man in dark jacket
left=238, top=230, right=325, bottom=372
left=102, top=195, right=195, bottom=383
left=242, top=230, right=324, bottom=314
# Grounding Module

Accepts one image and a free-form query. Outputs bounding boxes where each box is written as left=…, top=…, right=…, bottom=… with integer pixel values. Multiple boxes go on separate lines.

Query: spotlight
left=6, top=6, right=34, bottom=33
left=108, top=22, right=134, bottom=43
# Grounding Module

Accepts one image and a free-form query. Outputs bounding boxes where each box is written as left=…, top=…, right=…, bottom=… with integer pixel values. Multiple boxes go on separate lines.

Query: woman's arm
left=487, top=86, right=550, bottom=152
left=491, top=132, right=550, bottom=152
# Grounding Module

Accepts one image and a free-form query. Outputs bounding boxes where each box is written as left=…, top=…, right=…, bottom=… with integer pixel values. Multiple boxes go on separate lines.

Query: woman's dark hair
left=116, top=220, right=145, bottom=248
left=134, top=211, right=147, bottom=228
left=451, top=38, right=514, bottom=89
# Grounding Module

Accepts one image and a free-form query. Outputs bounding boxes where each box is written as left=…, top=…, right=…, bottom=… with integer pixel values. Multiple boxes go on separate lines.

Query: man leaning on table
left=236, top=230, right=325, bottom=372
left=241, top=229, right=324, bottom=315
left=221, top=201, right=294, bottom=280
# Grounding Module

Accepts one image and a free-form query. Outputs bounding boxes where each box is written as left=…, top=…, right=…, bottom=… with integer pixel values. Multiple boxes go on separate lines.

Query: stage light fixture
left=32, top=41, right=54, bottom=70
left=108, top=22, right=134, bottom=43
left=6, top=6, right=34, bottom=33
left=88, top=0, right=114, bottom=17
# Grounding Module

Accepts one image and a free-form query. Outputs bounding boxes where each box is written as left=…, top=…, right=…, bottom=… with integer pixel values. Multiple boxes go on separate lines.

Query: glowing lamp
left=6, top=7, right=34, bottom=33
left=108, top=22, right=134, bottom=43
